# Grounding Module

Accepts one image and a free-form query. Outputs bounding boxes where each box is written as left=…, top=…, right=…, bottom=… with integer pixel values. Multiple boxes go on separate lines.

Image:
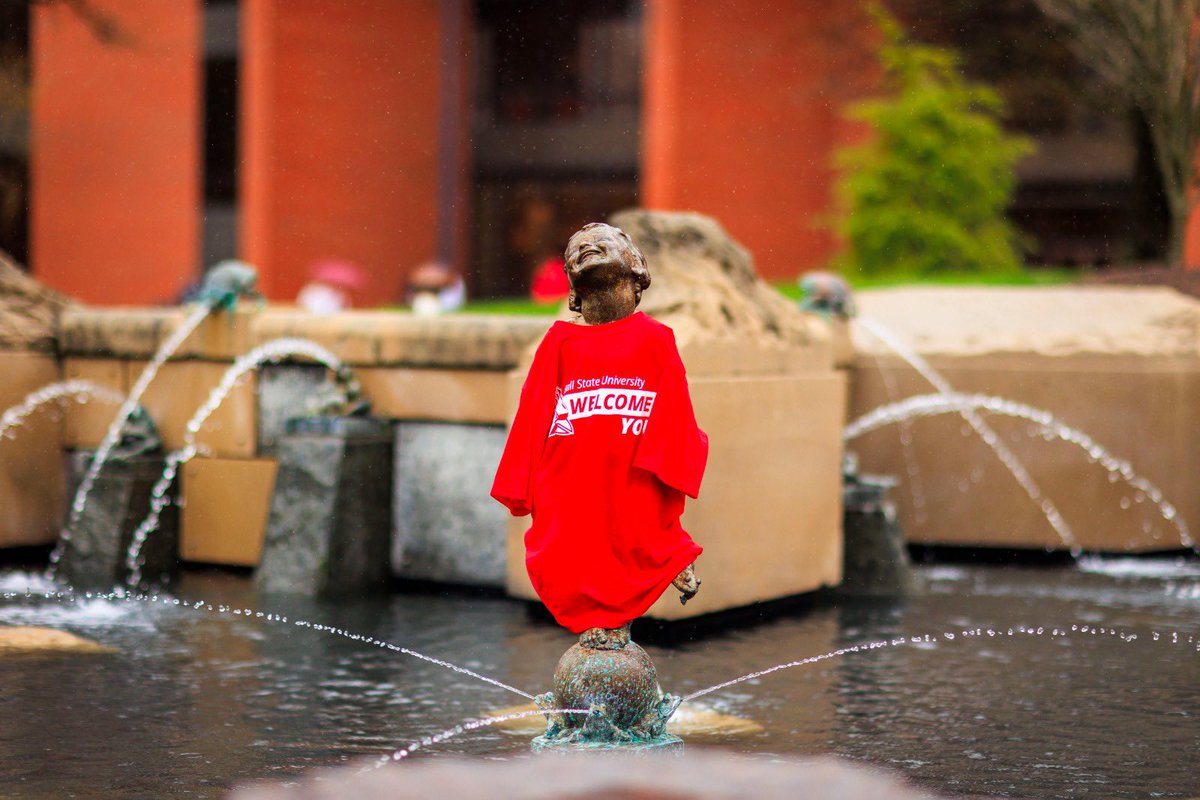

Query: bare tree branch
left=1034, top=0, right=1200, bottom=265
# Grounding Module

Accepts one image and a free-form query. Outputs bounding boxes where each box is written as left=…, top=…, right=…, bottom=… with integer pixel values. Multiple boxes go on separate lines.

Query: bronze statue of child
left=492, top=222, right=706, bottom=648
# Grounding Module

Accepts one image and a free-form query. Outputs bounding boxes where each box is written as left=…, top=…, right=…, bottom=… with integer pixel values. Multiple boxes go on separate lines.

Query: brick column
left=31, top=0, right=202, bottom=305
left=642, top=0, right=872, bottom=281
left=240, top=0, right=454, bottom=305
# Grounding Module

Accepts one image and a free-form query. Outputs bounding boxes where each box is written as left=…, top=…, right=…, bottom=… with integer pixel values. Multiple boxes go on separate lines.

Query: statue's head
left=563, top=223, right=651, bottom=314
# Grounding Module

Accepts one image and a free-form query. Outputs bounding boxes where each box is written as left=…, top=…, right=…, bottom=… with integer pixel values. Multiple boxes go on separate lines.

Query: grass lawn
left=456, top=297, right=561, bottom=315
left=452, top=267, right=1082, bottom=314
left=773, top=266, right=1079, bottom=300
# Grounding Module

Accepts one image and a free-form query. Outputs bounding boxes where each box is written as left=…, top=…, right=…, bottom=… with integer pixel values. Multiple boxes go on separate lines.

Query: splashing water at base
left=857, top=317, right=1077, bottom=552
left=1, top=583, right=534, bottom=700
left=0, top=381, right=124, bottom=441
left=844, top=392, right=1194, bottom=550
left=372, top=709, right=589, bottom=768
left=123, top=338, right=346, bottom=588
left=1, top=562, right=1197, bottom=798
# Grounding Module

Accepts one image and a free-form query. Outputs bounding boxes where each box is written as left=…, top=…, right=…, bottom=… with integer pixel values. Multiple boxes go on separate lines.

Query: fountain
left=0, top=217, right=1198, bottom=798
left=492, top=223, right=702, bottom=751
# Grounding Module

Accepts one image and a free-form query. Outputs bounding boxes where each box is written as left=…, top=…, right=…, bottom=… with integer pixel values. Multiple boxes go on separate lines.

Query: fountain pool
left=1, top=557, right=1197, bottom=799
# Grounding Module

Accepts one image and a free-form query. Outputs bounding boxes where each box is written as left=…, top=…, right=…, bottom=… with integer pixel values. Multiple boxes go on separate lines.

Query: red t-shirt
left=491, top=312, right=708, bottom=633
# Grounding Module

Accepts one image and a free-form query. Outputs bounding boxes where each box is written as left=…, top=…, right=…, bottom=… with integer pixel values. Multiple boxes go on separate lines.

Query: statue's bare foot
left=672, top=563, right=700, bottom=605
left=579, top=623, right=630, bottom=650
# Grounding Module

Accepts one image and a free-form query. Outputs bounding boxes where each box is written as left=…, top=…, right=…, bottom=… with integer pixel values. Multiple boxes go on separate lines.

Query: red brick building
left=18, top=1, right=1192, bottom=307
left=26, top=0, right=875, bottom=306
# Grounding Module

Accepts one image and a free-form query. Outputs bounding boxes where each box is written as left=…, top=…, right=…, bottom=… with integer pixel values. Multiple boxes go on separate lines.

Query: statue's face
left=564, top=224, right=634, bottom=285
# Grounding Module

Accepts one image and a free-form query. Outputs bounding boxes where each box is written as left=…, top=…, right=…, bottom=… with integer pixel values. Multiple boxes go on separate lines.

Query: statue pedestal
left=533, top=634, right=683, bottom=752
left=59, top=452, right=179, bottom=590
left=257, top=416, right=393, bottom=597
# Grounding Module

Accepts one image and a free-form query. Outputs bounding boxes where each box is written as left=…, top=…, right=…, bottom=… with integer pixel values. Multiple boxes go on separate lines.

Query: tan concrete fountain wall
left=53, top=307, right=550, bottom=567
left=0, top=351, right=66, bottom=547
left=849, top=286, right=1200, bottom=553
left=2, top=303, right=846, bottom=619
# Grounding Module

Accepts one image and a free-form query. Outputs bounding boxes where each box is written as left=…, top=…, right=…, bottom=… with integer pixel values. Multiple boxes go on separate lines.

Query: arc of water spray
left=682, top=620, right=1193, bottom=703
left=869, top=350, right=930, bottom=526
left=49, top=305, right=215, bottom=574
left=3, top=587, right=538, bottom=700
left=856, top=317, right=1077, bottom=552
left=844, top=392, right=1193, bottom=550
left=0, top=381, right=124, bottom=440
left=370, top=709, right=590, bottom=769
left=123, top=338, right=346, bottom=588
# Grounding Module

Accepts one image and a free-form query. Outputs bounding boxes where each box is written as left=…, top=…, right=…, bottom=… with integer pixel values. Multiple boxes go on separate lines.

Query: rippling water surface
left=1, top=558, right=1197, bottom=799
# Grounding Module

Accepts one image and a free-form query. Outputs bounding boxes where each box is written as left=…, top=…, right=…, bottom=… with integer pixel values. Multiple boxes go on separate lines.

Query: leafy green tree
left=836, top=9, right=1033, bottom=278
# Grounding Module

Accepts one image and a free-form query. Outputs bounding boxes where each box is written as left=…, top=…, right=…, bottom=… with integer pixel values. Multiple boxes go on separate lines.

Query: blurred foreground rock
left=231, top=750, right=936, bottom=800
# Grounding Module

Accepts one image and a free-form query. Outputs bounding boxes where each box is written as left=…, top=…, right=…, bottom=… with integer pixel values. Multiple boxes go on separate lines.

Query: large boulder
left=608, top=209, right=821, bottom=348
left=0, top=250, right=73, bottom=352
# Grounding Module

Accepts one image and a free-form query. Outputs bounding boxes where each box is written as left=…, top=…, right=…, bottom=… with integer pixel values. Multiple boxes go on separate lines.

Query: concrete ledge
left=59, top=306, right=552, bottom=369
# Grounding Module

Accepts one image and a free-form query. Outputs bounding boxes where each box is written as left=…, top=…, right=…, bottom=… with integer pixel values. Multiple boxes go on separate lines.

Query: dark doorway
left=202, top=0, right=239, bottom=270
left=0, top=2, right=29, bottom=266
left=470, top=0, right=642, bottom=298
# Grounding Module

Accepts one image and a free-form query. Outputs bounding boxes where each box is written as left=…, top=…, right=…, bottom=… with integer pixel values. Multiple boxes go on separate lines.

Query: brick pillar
left=1185, top=201, right=1200, bottom=270
left=241, top=0, right=455, bottom=305
left=642, top=0, right=872, bottom=281
left=31, top=1, right=202, bottom=305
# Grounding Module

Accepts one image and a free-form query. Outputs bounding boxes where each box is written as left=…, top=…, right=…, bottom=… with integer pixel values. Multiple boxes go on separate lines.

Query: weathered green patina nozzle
left=195, top=260, right=262, bottom=313
left=110, top=405, right=162, bottom=462
left=798, top=270, right=856, bottom=320
left=303, top=365, right=371, bottom=419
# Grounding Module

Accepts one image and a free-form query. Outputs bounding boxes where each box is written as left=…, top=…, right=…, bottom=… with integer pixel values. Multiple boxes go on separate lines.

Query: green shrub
left=836, top=9, right=1033, bottom=278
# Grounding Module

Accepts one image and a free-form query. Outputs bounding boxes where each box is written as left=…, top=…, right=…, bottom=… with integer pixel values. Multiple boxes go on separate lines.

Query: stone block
left=0, top=352, right=66, bottom=547
left=180, top=457, right=277, bottom=566
left=393, top=422, right=508, bottom=586
left=57, top=451, right=179, bottom=590
left=849, top=286, right=1200, bottom=552
left=357, top=367, right=511, bottom=424
left=840, top=473, right=921, bottom=596
left=851, top=354, right=1200, bottom=552
left=257, top=417, right=393, bottom=596
left=256, top=364, right=330, bottom=455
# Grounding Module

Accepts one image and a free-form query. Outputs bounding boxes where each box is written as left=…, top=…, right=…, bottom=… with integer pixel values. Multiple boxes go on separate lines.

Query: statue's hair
left=564, top=223, right=651, bottom=313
